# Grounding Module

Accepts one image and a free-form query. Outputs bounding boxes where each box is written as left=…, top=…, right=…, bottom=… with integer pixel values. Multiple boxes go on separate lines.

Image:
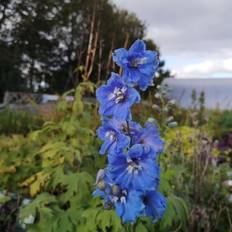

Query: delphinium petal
left=114, top=190, right=145, bottom=223
left=97, top=118, right=130, bottom=155
left=143, top=191, right=167, bottom=222
left=133, top=122, right=164, bottom=158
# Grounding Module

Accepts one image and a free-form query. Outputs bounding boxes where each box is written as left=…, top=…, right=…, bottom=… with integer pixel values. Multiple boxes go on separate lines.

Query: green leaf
left=20, top=193, right=57, bottom=231
left=159, top=195, right=188, bottom=231
left=135, top=223, right=148, bottom=232
left=0, top=193, right=11, bottom=204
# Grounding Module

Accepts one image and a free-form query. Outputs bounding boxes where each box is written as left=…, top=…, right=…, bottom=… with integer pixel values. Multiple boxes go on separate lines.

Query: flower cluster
left=94, top=40, right=166, bottom=223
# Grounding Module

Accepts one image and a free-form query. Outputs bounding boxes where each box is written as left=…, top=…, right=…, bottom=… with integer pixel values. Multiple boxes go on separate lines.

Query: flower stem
left=131, top=223, right=136, bottom=232
left=126, top=120, right=132, bottom=147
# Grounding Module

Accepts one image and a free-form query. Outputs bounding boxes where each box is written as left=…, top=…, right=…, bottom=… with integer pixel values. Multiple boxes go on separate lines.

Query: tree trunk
left=84, top=1, right=96, bottom=79
left=97, top=39, right=103, bottom=83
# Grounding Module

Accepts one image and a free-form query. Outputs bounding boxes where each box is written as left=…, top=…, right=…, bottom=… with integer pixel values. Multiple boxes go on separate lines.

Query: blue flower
left=109, top=144, right=160, bottom=191
left=113, top=190, right=145, bottom=223
left=143, top=191, right=167, bottom=222
left=113, top=39, right=159, bottom=90
left=96, top=72, right=140, bottom=120
left=97, top=118, right=130, bottom=155
left=133, top=122, right=164, bottom=157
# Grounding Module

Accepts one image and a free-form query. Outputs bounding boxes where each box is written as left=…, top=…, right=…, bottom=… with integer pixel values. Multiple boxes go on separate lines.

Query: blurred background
left=0, top=0, right=170, bottom=101
left=0, top=0, right=232, bottom=231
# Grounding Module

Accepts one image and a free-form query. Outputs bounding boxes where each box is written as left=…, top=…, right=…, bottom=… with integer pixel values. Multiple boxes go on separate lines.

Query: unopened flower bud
left=169, top=99, right=176, bottom=105
left=166, top=116, right=174, bottom=123
left=152, top=104, right=161, bottom=112
left=147, top=117, right=155, bottom=123
left=163, top=107, right=168, bottom=112
left=168, top=121, right=178, bottom=128
left=95, top=169, right=105, bottom=184
left=97, top=180, right=106, bottom=190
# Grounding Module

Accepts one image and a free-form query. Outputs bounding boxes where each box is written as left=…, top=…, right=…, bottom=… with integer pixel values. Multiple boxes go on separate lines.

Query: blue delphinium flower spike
left=96, top=72, right=140, bottom=120
left=109, top=144, right=160, bottom=191
left=113, top=39, right=159, bottom=91
left=94, top=39, right=166, bottom=224
left=97, top=118, right=130, bottom=155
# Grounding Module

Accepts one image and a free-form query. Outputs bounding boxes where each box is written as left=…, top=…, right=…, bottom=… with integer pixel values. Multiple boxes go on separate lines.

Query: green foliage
left=159, top=195, right=188, bottom=231
left=161, top=124, right=232, bottom=232
left=164, top=126, right=219, bottom=157
left=208, top=110, right=232, bottom=137
left=2, top=81, right=126, bottom=232
left=0, top=108, right=43, bottom=135
left=0, top=80, right=231, bottom=231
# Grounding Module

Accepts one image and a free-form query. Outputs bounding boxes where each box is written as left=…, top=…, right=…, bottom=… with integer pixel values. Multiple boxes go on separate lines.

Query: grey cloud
left=112, top=0, right=232, bottom=57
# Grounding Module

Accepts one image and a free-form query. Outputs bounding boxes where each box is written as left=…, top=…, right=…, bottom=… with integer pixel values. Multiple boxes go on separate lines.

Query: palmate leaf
left=159, top=195, right=189, bottom=231
left=79, top=206, right=124, bottom=232
left=96, top=209, right=123, bottom=232
left=50, top=167, right=94, bottom=204
left=20, top=170, right=51, bottom=197
left=22, top=199, right=78, bottom=232
left=52, top=208, right=76, bottom=232
left=19, top=192, right=57, bottom=231
left=39, top=141, right=76, bottom=168
left=78, top=208, right=100, bottom=232
left=26, top=207, right=55, bottom=232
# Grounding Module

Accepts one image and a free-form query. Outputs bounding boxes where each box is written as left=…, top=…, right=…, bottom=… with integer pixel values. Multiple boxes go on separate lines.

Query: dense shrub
left=0, top=108, right=43, bottom=135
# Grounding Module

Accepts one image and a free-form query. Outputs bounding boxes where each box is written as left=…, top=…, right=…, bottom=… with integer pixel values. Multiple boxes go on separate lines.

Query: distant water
left=163, top=78, right=232, bottom=109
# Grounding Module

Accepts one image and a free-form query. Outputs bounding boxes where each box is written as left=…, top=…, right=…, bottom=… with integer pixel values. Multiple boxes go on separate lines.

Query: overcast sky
left=112, top=0, right=232, bottom=78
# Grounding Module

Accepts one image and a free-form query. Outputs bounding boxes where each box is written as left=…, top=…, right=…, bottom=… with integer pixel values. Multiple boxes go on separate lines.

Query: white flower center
left=108, top=86, right=127, bottom=103
left=112, top=190, right=127, bottom=204
left=130, top=57, right=147, bottom=67
left=105, top=131, right=116, bottom=141
left=127, top=157, right=142, bottom=174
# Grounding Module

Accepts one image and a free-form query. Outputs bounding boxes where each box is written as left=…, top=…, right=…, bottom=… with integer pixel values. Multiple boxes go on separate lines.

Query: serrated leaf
left=21, top=171, right=51, bottom=197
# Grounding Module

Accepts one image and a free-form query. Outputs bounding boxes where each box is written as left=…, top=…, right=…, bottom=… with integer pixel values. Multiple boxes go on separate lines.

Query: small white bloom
left=23, top=215, right=35, bottom=225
